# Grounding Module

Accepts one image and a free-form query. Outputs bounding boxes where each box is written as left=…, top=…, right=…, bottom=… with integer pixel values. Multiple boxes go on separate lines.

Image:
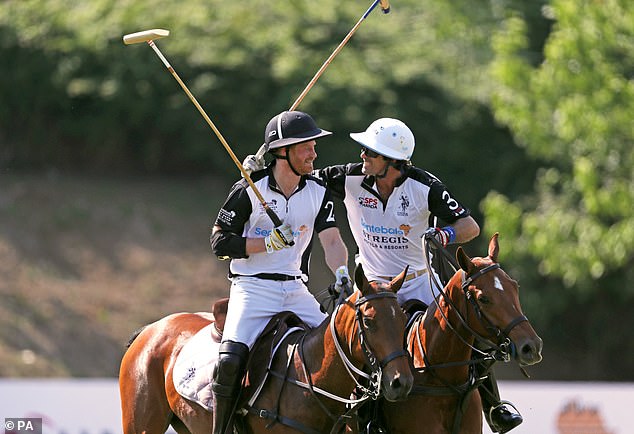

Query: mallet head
left=123, top=29, right=170, bottom=45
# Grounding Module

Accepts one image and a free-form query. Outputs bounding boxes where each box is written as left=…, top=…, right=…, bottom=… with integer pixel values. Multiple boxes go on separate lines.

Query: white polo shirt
left=213, top=166, right=337, bottom=278
left=317, top=163, right=471, bottom=299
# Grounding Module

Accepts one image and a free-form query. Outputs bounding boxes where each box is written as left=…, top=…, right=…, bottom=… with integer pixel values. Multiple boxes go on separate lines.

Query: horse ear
left=390, top=265, right=409, bottom=293
left=456, top=247, right=474, bottom=273
left=354, top=263, right=369, bottom=294
left=488, top=232, right=500, bottom=262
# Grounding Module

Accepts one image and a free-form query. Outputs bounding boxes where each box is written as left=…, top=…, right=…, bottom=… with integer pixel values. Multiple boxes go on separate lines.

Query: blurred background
left=1, top=0, right=633, bottom=432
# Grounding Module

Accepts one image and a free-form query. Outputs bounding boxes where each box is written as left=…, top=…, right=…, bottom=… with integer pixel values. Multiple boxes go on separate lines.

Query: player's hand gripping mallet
left=122, top=29, right=289, bottom=234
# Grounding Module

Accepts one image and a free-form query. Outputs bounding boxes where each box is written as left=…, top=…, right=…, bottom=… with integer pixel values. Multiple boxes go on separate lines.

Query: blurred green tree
left=483, top=0, right=634, bottom=379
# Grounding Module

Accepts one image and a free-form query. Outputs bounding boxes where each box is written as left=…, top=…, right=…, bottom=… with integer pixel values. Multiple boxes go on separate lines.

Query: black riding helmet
left=264, top=111, right=332, bottom=151
left=262, top=111, right=332, bottom=176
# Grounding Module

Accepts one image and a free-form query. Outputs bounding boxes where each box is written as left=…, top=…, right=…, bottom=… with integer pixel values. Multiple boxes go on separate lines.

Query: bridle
left=422, top=239, right=528, bottom=362
left=245, top=289, right=410, bottom=434
left=330, top=290, right=409, bottom=400
left=457, top=263, right=529, bottom=358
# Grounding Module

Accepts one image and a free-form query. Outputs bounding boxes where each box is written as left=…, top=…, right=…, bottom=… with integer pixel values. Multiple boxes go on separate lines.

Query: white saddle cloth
left=173, top=323, right=220, bottom=411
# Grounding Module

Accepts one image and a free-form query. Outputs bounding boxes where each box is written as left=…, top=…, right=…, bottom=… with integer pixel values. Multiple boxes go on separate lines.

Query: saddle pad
left=173, top=323, right=219, bottom=411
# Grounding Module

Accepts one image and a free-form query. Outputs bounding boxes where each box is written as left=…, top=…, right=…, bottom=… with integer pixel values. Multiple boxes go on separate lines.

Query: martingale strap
left=247, top=407, right=322, bottom=434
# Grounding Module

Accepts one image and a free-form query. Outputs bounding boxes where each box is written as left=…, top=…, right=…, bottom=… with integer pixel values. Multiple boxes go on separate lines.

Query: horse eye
left=363, top=316, right=376, bottom=331
left=478, top=295, right=491, bottom=305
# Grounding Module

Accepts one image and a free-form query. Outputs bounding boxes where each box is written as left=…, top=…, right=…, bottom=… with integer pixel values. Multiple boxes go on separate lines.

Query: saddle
left=210, top=297, right=309, bottom=400
left=210, top=298, right=229, bottom=342
left=402, top=298, right=428, bottom=319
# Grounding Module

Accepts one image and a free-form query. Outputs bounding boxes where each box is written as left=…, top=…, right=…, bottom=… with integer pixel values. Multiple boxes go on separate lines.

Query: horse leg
left=120, top=337, right=174, bottom=433
left=459, top=392, right=483, bottom=434
left=166, top=382, right=213, bottom=433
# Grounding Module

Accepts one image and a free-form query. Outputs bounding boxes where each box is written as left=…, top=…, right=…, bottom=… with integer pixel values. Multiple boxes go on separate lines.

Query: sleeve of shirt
left=427, top=177, right=471, bottom=224
left=210, top=180, right=253, bottom=259
left=314, top=164, right=349, bottom=200
left=314, top=187, right=339, bottom=233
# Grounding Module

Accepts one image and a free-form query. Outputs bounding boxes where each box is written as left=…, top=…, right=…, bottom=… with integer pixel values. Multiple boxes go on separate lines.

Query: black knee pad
left=212, top=341, right=249, bottom=395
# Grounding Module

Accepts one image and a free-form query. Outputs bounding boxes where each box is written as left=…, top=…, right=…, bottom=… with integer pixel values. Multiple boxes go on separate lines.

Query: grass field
left=0, top=173, right=238, bottom=377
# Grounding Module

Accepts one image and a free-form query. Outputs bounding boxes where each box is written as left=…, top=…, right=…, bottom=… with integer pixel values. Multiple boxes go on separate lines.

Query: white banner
left=0, top=379, right=632, bottom=434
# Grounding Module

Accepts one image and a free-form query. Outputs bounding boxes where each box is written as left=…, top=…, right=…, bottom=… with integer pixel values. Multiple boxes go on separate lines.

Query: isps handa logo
left=358, top=196, right=378, bottom=209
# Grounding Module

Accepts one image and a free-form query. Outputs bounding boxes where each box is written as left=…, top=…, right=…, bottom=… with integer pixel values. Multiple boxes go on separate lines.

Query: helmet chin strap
left=272, top=146, right=303, bottom=177
left=374, top=158, right=403, bottom=179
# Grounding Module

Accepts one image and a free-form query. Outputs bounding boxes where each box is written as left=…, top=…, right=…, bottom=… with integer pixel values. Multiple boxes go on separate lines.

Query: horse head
left=340, top=263, right=413, bottom=402
left=453, top=233, right=543, bottom=367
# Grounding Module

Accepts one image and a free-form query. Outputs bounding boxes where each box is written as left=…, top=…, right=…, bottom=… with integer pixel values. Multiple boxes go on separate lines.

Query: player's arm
left=428, top=180, right=480, bottom=245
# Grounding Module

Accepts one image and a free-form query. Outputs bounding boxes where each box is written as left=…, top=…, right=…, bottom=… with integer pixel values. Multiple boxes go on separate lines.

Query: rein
left=329, top=291, right=409, bottom=400
left=247, top=289, right=408, bottom=434
left=422, top=239, right=526, bottom=360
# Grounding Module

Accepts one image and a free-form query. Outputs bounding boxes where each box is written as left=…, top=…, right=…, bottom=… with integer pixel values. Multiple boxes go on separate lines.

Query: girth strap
left=247, top=407, right=323, bottom=434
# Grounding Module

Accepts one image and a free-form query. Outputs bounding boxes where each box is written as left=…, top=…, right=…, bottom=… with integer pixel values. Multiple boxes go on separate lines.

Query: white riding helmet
left=349, top=118, right=415, bottom=161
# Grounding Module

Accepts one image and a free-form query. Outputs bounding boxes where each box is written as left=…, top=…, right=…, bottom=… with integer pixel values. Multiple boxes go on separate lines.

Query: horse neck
left=419, top=273, right=474, bottom=381
left=300, top=300, right=361, bottom=398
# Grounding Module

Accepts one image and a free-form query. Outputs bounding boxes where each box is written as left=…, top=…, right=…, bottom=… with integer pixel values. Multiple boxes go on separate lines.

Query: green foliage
left=1, top=0, right=519, bottom=178
left=4, top=0, right=633, bottom=379
left=487, top=0, right=634, bottom=292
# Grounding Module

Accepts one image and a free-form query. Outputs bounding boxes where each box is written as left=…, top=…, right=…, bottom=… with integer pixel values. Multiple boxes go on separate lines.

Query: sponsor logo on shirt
left=218, top=208, right=236, bottom=225
left=254, top=226, right=303, bottom=238
left=361, top=221, right=405, bottom=235
left=358, top=196, right=379, bottom=209
left=360, top=219, right=410, bottom=250
left=398, top=193, right=410, bottom=216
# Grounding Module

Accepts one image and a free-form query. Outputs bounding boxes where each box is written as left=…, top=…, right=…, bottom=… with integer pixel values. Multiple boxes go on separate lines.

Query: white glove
left=264, top=223, right=294, bottom=253
left=334, top=265, right=352, bottom=296
left=242, top=153, right=265, bottom=176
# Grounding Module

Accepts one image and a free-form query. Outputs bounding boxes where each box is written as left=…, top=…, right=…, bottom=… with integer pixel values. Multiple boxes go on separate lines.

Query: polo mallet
left=289, top=0, right=390, bottom=111
left=123, top=29, right=289, bottom=234
left=251, top=0, right=391, bottom=162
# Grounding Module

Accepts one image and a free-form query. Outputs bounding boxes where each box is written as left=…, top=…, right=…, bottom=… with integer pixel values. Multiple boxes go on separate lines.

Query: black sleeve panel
left=314, top=164, right=355, bottom=200
left=426, top=174, right=471, bottom=224
left=210, top=179, right=253, bottom=259
left=314, top=187, right=338, bottom=233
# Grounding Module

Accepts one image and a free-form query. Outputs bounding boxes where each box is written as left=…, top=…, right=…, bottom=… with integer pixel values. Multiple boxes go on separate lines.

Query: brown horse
left=119, top=264, right=414, bottom=434
left=381, top=233, right=543, bottom=434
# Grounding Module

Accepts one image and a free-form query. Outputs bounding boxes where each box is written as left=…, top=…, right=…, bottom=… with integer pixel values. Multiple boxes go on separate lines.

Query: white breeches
left=221, top=276, right=327, bottom=348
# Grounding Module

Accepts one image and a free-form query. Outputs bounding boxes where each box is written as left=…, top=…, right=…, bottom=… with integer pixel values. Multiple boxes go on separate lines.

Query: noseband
left=330, top=290, right=409, bottom=400
left=460, top=263, right=528, bottom=358
left=355, top=292, right=410, bottom=369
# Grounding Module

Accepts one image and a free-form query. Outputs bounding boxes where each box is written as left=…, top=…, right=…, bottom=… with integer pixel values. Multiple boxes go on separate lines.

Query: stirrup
left=365, top=421, right=387, bottom=434
left=489, top=400, right=523, bottom=433
left=489, top=400, right=521, bottom=418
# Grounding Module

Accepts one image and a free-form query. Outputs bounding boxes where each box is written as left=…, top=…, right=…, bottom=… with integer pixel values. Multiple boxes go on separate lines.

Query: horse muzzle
left=381, top=364, right=414, bottom=402
left=514, top=335, right=543, bottom=366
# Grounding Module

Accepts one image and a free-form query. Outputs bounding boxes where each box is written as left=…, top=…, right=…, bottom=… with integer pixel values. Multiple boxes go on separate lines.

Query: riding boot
left=478, top=367, right=523, bottom=433
left=211, top=341, right=249, bottom=434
